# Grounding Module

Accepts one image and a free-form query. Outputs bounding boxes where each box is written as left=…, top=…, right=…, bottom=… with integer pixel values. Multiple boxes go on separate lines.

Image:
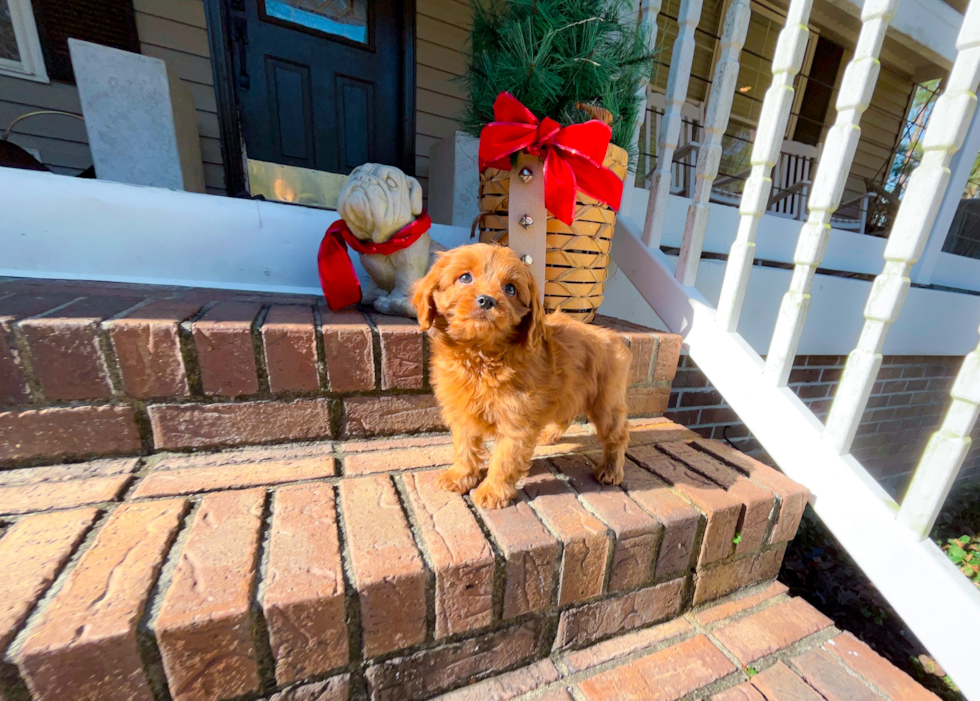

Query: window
left=0, top=0, right=47, bottom=82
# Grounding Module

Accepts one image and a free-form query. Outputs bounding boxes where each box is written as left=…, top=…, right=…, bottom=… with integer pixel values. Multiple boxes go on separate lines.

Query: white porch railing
left=620, top=0, right=980, bottom=696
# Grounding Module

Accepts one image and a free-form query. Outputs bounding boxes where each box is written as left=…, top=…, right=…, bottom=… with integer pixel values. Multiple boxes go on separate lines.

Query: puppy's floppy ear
left=517, top=272, right=547, bottom=350
left=407, top=175, right=424, bottom=217
left=411, top=253, right=447, bottom=329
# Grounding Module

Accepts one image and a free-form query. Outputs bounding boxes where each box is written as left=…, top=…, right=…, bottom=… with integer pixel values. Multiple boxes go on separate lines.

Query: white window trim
left=0, top=0, right=48, bottom=83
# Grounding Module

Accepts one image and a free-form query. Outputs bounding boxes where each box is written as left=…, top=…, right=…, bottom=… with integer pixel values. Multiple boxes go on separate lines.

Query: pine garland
left=461, top=0, right=655, bottom=163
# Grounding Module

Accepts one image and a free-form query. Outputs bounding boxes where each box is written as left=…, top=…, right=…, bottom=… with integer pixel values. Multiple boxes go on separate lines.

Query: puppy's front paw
left=471, top=480, right=517, bottom=509
left=593, top=462, right=624, bottom=486
left=437, top=467, right=481, bottom=494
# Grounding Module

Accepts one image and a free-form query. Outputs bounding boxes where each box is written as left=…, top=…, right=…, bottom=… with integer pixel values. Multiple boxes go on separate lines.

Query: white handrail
left=764, top=0, right=897, bottom=385
left=633, top=0, right=666, bottom=180
left=714, top=0, right=813, bottom=332
left=676, top=0, right=751, bottom=286
left=823, top=1, right=980, bottom=455
left=642, top=0, right=705, bottom=249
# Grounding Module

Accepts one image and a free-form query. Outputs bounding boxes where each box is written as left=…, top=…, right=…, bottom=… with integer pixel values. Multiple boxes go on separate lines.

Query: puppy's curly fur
left=411, top=243, right=632, bottom=509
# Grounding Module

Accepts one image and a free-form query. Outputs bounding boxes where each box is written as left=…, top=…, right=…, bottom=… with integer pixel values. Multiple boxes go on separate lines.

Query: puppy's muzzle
left=476, top=295, right=497, bottom=310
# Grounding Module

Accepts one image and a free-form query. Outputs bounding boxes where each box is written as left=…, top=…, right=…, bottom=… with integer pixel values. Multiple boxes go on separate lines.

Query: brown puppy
left=411, top=243, right=632, bottom=509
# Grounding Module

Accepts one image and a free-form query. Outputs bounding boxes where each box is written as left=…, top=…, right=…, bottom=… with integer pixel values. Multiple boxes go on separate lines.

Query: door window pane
left=0, top=0, right=21, bottom=62
left=265, top=0, right=368, bottom=44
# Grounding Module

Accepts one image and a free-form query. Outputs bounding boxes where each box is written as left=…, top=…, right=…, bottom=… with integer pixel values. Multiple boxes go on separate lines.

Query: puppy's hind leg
left=539, top=419, right=572, bottom=445
left=590, top=399, right=629, bottom=485
left=438, top=424, right=486, bottom=494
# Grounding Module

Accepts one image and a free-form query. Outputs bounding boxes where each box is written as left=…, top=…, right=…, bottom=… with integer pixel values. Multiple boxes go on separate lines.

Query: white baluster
left=764, top=0, right=898, bottom=385
left=642, top=0, right=705, bottom=248
left=676, top=0, right=751, bottom=285
left=714, top=0, right=813, bottom=331
left=633, top=0, right=664, bottom=192
left=824, top=0, right=980, bottom=455
left=899, top=333, right=980, bottom=538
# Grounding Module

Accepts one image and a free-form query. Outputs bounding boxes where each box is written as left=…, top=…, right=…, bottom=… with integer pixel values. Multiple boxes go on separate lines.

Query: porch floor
left=0, top=418, right=940, bottom=701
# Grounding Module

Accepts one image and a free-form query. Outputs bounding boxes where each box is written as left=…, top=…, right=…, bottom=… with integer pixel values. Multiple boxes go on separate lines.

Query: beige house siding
left=0, top=76, right=90, bottom=175
left=0, top=0, right=223, bottom=192
left=847, top=64, right=914, bottom=196
left=133, top=0, right=226, bottom=194
left=415, top=0, right=470, bottom=196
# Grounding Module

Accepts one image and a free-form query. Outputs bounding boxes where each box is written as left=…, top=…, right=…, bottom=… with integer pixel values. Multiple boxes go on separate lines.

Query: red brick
left=0, top=508, right=98, bottom=657
left=711, top=684, right=767, bottom=701
left=1, top=292, right=82, bottom=403
left=265, top=483, right=348, bottom=683
left=193, top=302, right=261, bottom=396
left=713, top=597, right=833, bottom=664
left=0, top=405, right=140, bottom=463
left=321, top=310, right=375, bottom=392
left=401, top=471, right=494, bottom=638
left=262, top=305, right=319, bottom=393
left=694, top=581, right=788, bottom=625
left=661, top=443, right=775, bottom=557
left=339, top=475, right=426, bottom=657
left=0, top=457, right=138, bottom=486
left=148, top=398, right=331, bottom=449
left=264, top=674, right=350, bottom=701
left=476, top=498, right=559, bottom=620
left=344, top=443, right=454, bottom=475
left=561, top=617, right=692, bottom=672
left=627, top=386, right=670, bottom=416
left=365, top=621, right=545, bottom=701
left=343, top=434, right=451, bottom=453
left=620, top=461, right=700, bottom=577
left=343, top=395, right=444, bottom=437
left=155, top=489, right=265, bottom=701
left=824, top=633, right=940, bottom=701
left=653, top=334, right=682, bottom=382
left=629, top=445, right=741, bottom=565
left=749, top=661, right=826, bottom=701
left=629, top=418, right=699, bottom=445
left=373, top=315, right=425, bottom=390
left=521, top=461, right=610, bottom=606
left=790, top=647, right=882, bottom=701
left=696, top=439, right=810, bottom=544
left=577, top=634, right=736, bottom=701
left=552, top=455, right=661, bottom=592
left=554, top=577, right=686, bottom=649
left=0, top=474, right=131, bottom=515
left=132, top=450, right=335, bottom=498
left=106, top=300, right=202, bottom=398
left=436, top=659, right=560, bottom=701
left=19, top=500, right=186, bottom=701
left=19, top=296, right=141, bottom=400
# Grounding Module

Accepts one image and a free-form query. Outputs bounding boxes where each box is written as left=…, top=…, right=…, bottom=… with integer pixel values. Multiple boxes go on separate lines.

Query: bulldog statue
left=335, top=163, right=443, bottom=318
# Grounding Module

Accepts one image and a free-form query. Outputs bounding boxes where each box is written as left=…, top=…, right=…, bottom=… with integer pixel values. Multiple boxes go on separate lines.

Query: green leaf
left=746, top=667, right=757, bottom=677
left=732, top=533, right=742, bottom=545
left=958, top=535, right=971, bottom=544
left=947, top=545, right=967, bottom=563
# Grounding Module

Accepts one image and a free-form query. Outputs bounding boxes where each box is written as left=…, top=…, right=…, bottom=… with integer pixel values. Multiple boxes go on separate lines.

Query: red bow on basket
left=478, top=92, right=624, bottom=225
left=317, top=212, right=432, bottom=311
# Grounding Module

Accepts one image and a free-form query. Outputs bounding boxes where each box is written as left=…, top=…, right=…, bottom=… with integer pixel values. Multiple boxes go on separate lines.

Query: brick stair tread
left=1, top=276, right=683, bottom=465
left=0, top=417, right=849, bottom=701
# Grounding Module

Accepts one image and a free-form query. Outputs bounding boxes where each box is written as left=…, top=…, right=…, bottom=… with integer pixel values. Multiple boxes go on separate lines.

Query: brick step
left=0, top=418, right=812, bottom=701
left=428, top=586, right=941, bottom=701
left=0, top=277, right=681, bottom=466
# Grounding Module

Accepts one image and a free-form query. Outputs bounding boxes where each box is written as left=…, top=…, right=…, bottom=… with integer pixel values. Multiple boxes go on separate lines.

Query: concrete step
left=0, top=277, right=682, bottom=467
left=0, top=418, right=813, bottom=701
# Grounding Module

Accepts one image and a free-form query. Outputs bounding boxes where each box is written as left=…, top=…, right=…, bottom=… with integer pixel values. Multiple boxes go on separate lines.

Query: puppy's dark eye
left=458, top=272, right=473, bottom=284
left=504, top=283, right=516, bottom=297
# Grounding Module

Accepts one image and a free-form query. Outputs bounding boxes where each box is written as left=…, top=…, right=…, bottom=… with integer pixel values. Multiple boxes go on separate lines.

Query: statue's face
left=337, top=164, right=423, bottom=243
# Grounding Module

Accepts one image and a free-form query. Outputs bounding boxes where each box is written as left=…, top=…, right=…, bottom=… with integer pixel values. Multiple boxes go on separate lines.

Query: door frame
left=203, top=0, right=417, bottom=198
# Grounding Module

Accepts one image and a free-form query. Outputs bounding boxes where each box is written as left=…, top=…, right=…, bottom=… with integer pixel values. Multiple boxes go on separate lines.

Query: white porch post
left=910, top=104, right=980, bottom=285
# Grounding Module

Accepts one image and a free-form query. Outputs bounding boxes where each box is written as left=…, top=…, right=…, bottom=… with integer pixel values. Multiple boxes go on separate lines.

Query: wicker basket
left=477, top=142, right=628, bottom=323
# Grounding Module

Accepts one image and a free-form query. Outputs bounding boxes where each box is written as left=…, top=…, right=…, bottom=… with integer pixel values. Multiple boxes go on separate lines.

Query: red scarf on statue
left=317, top=211, right=432, bottom=311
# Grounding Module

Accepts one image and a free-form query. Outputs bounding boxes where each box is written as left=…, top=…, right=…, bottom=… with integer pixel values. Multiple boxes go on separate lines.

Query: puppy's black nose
left=476, top=295, right=497, bottom=310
